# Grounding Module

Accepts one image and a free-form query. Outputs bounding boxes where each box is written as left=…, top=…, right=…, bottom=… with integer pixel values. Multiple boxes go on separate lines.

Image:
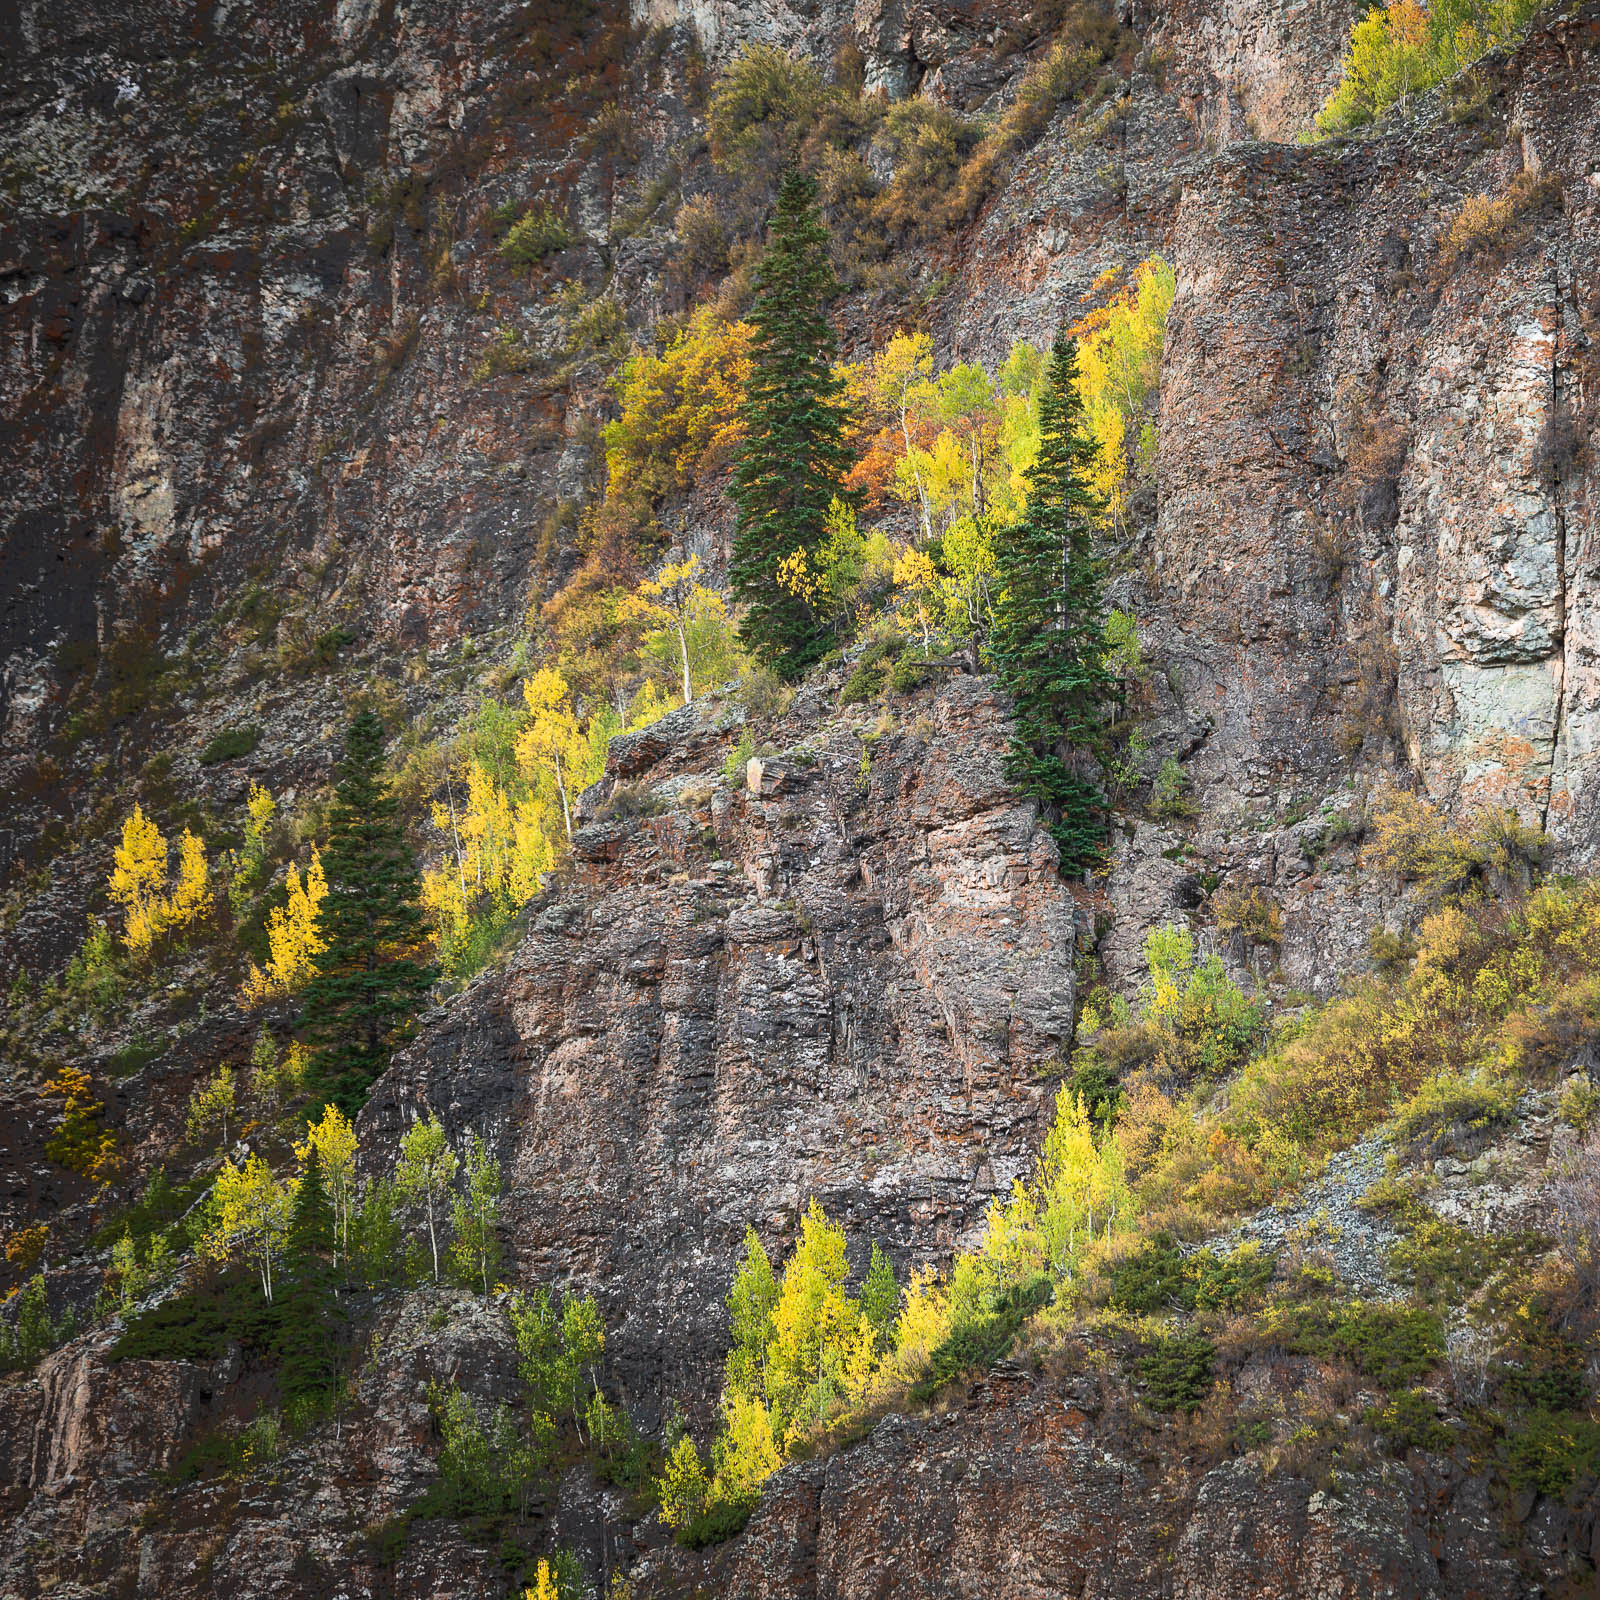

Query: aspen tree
left=395, top=1113, right=457, bottom=1283
left=209, top=1154, right=292, bottom=1301
left=295, top=1103, right=358, bottom=1267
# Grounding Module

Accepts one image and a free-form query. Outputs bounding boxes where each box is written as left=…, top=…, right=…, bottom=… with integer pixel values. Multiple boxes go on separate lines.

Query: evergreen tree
left=288, top=1146, right=335, bottom=1264
left=280, top=1147, right=343, bottom=1406
left=730, top=169, right=853, bottom=678
left=298, top=711, right=435, bottom=1115
left=859, top=1242, right=899, bottom=1352
left=989, top=330, right=1114, bottom=869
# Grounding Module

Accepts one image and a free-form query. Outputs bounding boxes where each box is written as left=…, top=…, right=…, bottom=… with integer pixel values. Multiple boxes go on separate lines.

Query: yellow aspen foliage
left=420, top=861, right=470, bottom=957
left=43, top=1064, right=120, bottom=1183
left=626, top=678, right=673, bottom=730
left=295, top=1103, right=358, bottom=1262
left=884, top=1264, right=950, bottom=1374
left=840, top=330, right=936, bottom=526
left=711, top=1391, right=781, bottom=1502
left=603, top=307, right=757, bottom=502
left=775, top=546, right=819, bottom=605
left=891, top=546, right=939, bottom=653
left=762, top=1199, right=863, bottom=1446
left=242, top=850, right=327, bottom=1004
left=892, top=427, right=973, bottom=538
left=245, top=782, right=276, bottom=850
left=229, top=782, right=278, bottom=917
left=206, top=1153, right=291, bottom=1301
left=434, top=760, right=516, bottom=898
left=109, top=808, right=215, bottom=955
left=524, top=1561, right=558, bottom=1600
left=618, top=554, right=730, bottom=705
left=1032, top=1087, right=1131, bottom=1275
left=425, top=755, right=563, bottom=959
left=167, top=828, right=212, bottom=925
left=655, top=1435, right=711, bottom=1530
left=516, top=667, right=593, bottom=842
left=774, top=499, right=895, bottom=635
left=1068, top=255, right=1176, bottom=532
left=109, top=805, right=168, bottom=954
left=509, top=796, right=557, bottom=898
left=5, top=1223, right=49, bottom=1276
left=1314, top=0, right=1538, bottom=137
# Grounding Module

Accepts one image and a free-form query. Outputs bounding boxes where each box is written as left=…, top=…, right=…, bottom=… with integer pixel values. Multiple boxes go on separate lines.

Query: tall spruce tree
left=730, top=169, right=853, bottom=678
left=279, top=1147, right=343, bottom=1405
left=298, top=711, right=435, bottom=1115
left=990, top=330, right=1114, bottom=870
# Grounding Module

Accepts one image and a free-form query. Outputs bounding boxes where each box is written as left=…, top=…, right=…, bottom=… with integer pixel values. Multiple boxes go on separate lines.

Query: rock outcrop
left=631, top=1367, right=1560, bottom=1600
left=362, top=673, right=1079, bottom=1418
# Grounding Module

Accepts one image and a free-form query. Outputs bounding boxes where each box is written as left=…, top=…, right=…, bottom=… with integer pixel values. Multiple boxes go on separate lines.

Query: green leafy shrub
left=675, top=1493, right=758, bottom=1550
left=499, top=204, right=573, bottom=265
left=1558, top=1077, right=1600, bottom=1129
left=1143, top=872, right=1600, bottom=1224
left=362, top=1512, right=413, bottom=1566
left=1148, top=757, right=1195, bottom=820
left=1065, top=1050, right=1125, bottom=1127
left=840, top=660, right=885, bottom=705
left=1266, top=1299, right=1443, bottom=1390
left=841, top=637, right=899, bottom=705
left=89, top=1166, right=208, bottom=1250
left=889, top=651, right=936, bottom=695
left=1336, top=1303, right=1446, bottom=1388
left=165, top=1410, right=286, bottom=1484
left=62, top=918, right=121, bottom=1014
left=472, top=326, right=538, bottom=383
left=1386, top=1218, right=1542, bottom=1306
left=1138, top=1331, right=1214, bottom=1413
left=589, top=1399, right=656, bottom=1489
left=1503, top=1410, right=1600, bottom=1498
left=1191, top=1245, right=1274, bottom=1313
left=199, top=724, right=261, bottom=765
left=1367, top=1387, right=1447, bottom=1453
left=1355, top=1173, right=1430, bottom=1223
left=1108, top=1233, right=1191, bottom=1315
left=106, top=1035, right=165, bottom=1077
left=112, top=1271, right=283, bottom=1363
left=723, top=730, right=755, bottom=787
left=312, top=624, right=357, bottom=666
left=1108, top=1234, right=1272, bottom=1316
left=1495, top=1322, right=1591, bottom=1413
left=423, top=1380, right=548, bottom=1519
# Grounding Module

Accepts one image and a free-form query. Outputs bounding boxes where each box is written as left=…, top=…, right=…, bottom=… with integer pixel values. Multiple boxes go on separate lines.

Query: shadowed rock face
left=3, top=0, right=1600, bottom=1596
left=629, top=1366, right=1563, bottom=1600
left=1, top=0, right=630, bottom=866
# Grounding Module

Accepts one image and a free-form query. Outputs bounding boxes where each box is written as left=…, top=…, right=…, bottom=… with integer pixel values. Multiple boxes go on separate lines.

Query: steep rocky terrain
left=2, top=0, right=1599, bottom=1596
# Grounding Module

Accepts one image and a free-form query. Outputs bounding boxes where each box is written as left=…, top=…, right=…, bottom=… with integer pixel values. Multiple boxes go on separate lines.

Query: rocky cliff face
left=3, top=0, right=1600, bottom=1596
left=363, top=672, right=1079, bottom=1419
